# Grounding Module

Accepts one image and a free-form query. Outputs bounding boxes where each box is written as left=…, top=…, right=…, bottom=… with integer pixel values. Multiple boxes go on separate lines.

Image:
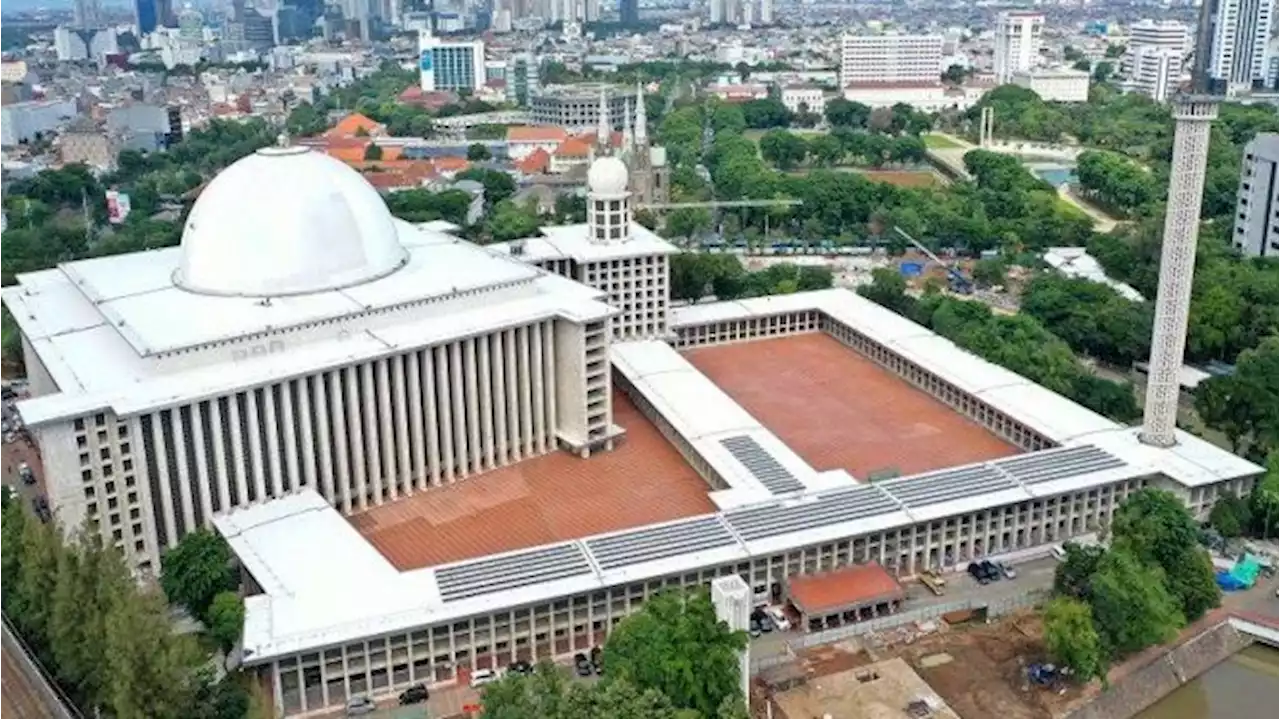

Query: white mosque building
left=5, top=143, right=674, bottom=573
left=4, top=143, right=1261, bottom=717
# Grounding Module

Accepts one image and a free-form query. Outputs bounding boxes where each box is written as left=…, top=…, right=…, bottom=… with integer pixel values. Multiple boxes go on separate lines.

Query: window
left=120, top=442, right=131, bottom=455
left=77, top=436, right=88, bottom=449
left=74, top=418, right=86, bottom=432
left=100, top=448, right=111, bottom=461
left=95, top=413, right=106, bottom=427
left=118, top=425, right=129, bottom=438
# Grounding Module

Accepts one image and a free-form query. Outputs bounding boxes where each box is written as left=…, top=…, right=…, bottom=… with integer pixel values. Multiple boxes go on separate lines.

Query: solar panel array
left=586, top=516, right=738, bottom=570
left=435, top=543, right=593, bottom=601
left=878, top=465, right=1020, bottom=509
left=994, top=445, right=1126, bottom=486
left=720, top=435, right=806, bottom=494
left=724, top=485, right=901, bottom=541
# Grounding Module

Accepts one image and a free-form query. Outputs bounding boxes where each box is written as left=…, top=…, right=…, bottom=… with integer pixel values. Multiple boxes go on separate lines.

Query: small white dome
left=175, top=146, right=408, bottom=297
left=587, top=156, right=630, bottom=196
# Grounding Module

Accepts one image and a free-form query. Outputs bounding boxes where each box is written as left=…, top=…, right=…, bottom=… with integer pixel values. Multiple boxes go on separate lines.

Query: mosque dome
left=174, top=145, right=409, bottom=297
left=587, top=156, right=630, bottom=197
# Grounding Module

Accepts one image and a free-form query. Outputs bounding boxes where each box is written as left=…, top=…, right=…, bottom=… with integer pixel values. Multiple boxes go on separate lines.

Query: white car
left=1050, top=545, right=1067, bottom=561
left=765, top=605, right=791, bottom=631
left=469, top=668, right=500, bottom=688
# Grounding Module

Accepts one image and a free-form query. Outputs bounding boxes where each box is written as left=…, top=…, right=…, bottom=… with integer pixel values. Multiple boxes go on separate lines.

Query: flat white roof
left=216, top=288, right=1262, bottom=663
left=7, top=225, right=615, bottom=426
left=489, top=222, right=680, bottom=264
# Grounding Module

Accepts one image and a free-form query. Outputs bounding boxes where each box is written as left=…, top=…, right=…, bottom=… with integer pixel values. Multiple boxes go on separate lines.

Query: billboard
left=106, top=190, right=131, bottom=224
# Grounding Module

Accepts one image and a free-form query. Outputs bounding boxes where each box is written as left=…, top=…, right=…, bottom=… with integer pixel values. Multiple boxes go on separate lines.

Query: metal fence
left=1, top=614, right=82, bottom=719
left=749, top=588, right=1050, bottom=674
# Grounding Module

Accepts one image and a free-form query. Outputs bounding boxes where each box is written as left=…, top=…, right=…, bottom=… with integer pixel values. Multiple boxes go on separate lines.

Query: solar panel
left=720, top=435, right=806, bottom=494
left=994, top=445, right=1127, bottom=486
left=586, top=516, right=738, bottom=570
left=435, top=543, right=593, bottom=602
left=725, top=485, right=901, bottom=541
left=878, top=465, right=1020, bottom=508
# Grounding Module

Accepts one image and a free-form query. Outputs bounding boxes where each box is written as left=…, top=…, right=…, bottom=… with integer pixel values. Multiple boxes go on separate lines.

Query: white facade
left=1233, top=133, right=1279, bottom=257
left=54, top=26, right=119, bottom=62
left=711, top=575, right=751, bottom=704
left=840, top=34, right=944, bottom=85
left=781, top=86, right=826, bottom=116
left=1128, top=18, right=1189, bottom=53
left=842, top=82, right=984, bottom=111
left=1010, top=67, right=1090, bottom=102
left=1122, top=46, right=1185, bottom=103
left=993, top=11, right=1044, bottom=84
left=418, top=32, right=485, bottom=92
left=3, top=147, right=634, bottom=572
left=0, top=100, right=77, bottom=147
left=1209, top=0, right=1277, bottom=94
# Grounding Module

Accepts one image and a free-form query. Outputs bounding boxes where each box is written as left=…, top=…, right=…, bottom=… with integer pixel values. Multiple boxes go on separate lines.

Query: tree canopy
left=1109, top=489, right=1221, bottom=622
left=160, top=529, right=238, bottom=623
left=1042, top=596, right=1105, bottom=680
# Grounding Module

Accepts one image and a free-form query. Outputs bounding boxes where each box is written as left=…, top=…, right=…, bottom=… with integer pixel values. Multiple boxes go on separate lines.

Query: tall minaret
left=595, top=87, right=611, bottom=152
left=1139, top=2, right=1220, bottom=448
left=634, top=82, right=648, bottom=148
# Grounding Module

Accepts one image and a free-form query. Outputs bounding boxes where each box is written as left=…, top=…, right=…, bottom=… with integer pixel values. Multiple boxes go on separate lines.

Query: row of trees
left=481, top=591, right=749, bottom=719
left=858, top=269, right=1141, bottom=422
left=1043, top=489, right=1221, bottom=680
left=758, top=129, right=927, bottom=170
left=669, top=253, right=834, bottom=302
left=1074, top=149, right=1160, bottom=217
left=1, top=494, right=261, bottom=719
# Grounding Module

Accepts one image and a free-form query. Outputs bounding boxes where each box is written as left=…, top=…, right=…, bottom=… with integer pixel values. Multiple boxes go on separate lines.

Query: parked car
left=508, top=660, right=532, bottom=676
left=398, top=683, right=429, bottom=705
left=758, top=613, right=774, bottom=633
left=765, top=605, right=791, bottom=631
left=590, top=646, right=604, bottom=675
left=979, top=560, right=1000, bottom=582
left=967, top=562, right=990, bottom=585
left=18, top=462, right=35, bottom=485
left=1050, top=544, right=1067, bottom=561
left=344, top=695, right=378, bottom=716
left=998, top=561, right=1017, bottom=580
left=469, top=668, right=499, bottom=688
left=749, top=618, right=762, bottom=638
left=573, top=653, right=593, bottom=677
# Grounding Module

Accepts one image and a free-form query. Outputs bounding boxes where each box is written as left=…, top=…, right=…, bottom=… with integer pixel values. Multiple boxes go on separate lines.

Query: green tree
left=102, top=582, right=204, bottom=719
left=1042, top=596, right=1105, bottom=680
left=458, top=167, right=517, bottom=206
left=1052, top=541, right=1108, bottom=600
left=1110, top=489, right=1220, bottom=622
left=487, top=200, right=541, bottom=242
left=824, top=98, right=871, bottom=128
left=1092, top=61, right=1114, bottom=84
left=480, top=663, right=684, bottom=719
left=1194, top=337, right=1279, bottom=459
left=49, top=531, right=125, bottom=710
left=13, top=510, right=61, bottom=643
left=603, top=589, right=748, bottom=717
left=363, top=143, right=383, bottom=161
left=740, top=98, right=792, bottom=129
left=971, top=257, right=1007, bottom=289
left=160, top=529, right=236, bottom=623
left=941, top=64, right=969, bottom=84
left=1089, top=548, right=1183, bottom=657
left=1208, top=494, right=1251, bottom=538
left=807, top=134, right=845, bottom=166
left=285, top=102, right=329, bottom=137
left=759, top=130, right=808, bottom=170
left=206, top=591, right=245, bottom=655
left=467, top=143, right=493, bottom=161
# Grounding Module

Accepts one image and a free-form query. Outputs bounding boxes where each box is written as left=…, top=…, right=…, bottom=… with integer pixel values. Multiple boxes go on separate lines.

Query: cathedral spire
left=623, top=98, right=635, bottom=154
left=596, top=87, right=610, bottom=152
left=634, top=82, right=647, bottom=148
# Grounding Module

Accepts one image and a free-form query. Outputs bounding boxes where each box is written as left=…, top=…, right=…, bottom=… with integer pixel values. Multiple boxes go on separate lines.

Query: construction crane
left=892, top=226, right=973, bottom=295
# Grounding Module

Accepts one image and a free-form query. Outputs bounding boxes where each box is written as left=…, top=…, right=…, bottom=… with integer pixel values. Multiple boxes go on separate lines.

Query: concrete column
left=209, top=399, right=232, bottom=513
left=245, top=389, right=268, bottom=503
left=361, top=362, right=382, bottom=505
left=170, top=406, right=196, bottom=533
left=478, top=333, right=495, bottom=470
left=263, top=385, right=284, bottom=499
left=375, top=359, right=396, bottom=502
left=330, top=371, right=353, bottom=513
left=149, top=413, right=178, bottom=546
left=543, top=321, right=557, bottom=448
left=227, top=395, right=250, bottom=508
left=391, top=354, right=411, bottom=496
left=297, top=378, right=318, bottom=493
left=492, top=332, right=510, bottom=465
left=531, top=324, right=546, bottom=454
left=435, top=345, right=455, bottom=483
left=505, top=329, right=521, bottom=461
left=281, top=380, right=301, bottom=492
left=464, top=338, right=482, bottom=473
left=423, top=349, right=442, bottom=486
left=407, top=351, right=427, bottom=491
left=449, top=342, right=468, bottom=477
left=346, top=366, right=368, bottom=510
left=518, top=326, right=534, bottom=458
left=189, top=402, right=214, bottom=525
left=310, top=376, right=334, bottom=504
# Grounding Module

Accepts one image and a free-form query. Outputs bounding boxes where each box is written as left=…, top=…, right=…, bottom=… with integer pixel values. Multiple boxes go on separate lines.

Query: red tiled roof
left=556, top=138, right=592, bottom=158
left=516, top=147, right=551, bottom=174
left=787, top=563, right=904, bottom=615
left=326, top=112, right=385, bottom=139
left=508, top=126, right=569, bottom=143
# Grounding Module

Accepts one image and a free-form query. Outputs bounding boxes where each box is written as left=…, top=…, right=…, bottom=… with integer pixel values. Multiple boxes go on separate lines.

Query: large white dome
left=175, top=146, right=409, bottom=297
left=587, top=156, right=630, bottom=197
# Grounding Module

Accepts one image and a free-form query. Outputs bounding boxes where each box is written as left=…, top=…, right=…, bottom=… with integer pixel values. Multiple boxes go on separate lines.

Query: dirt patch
left=856, top=169, right=942, bottom=187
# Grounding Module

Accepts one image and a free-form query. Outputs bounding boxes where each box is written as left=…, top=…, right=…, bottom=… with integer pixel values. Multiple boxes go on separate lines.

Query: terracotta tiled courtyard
left=683, top=333, right=1018, bottom=479
left=348, top=391, right=716, bottom=570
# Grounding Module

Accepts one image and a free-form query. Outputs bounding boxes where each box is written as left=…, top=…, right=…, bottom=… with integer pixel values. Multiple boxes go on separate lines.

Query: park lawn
left=924, top=134, right=965, bottom=149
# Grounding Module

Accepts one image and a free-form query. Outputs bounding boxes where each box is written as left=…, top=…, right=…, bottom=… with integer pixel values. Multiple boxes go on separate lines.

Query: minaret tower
left=1139, top=2, right=1220, bottom=448
left=595, top=87, right=611, bottom=154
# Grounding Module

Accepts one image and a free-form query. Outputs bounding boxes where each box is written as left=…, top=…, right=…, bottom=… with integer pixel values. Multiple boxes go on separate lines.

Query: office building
left=1011, top=67, right=1090, bottom=102
left=1207, top=0, right=1277, bottom=94
left=708, top=0, right=770, bottom=26
left=6, top=138, right=1261, bottom=718
left=993, top=11, right=1044, bottom=83
left=135, top=0, right=175, bottom=34
left=510, top=53, right=538, bottom=106
left=530, top=83, right=629, bottom=132
left=0, top=100, right=77, bottom=146
left=619, top=0, right=638, bottom=25
left=73, top=0, right=103, bottom=28
left=840, top=34, right=944, bottom=85
left=1232, top=133, right=1279, bottom=257
left=1121, top=20, right=1188, bottom=102
left=418, top=32, right=485, bottom=92
left=54, top=26, right=120, bottom=62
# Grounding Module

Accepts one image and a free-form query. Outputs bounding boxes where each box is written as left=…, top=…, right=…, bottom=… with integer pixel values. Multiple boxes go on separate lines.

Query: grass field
left=923, top=133, right=966, bottom=150
left=855, top=169, right=942, bottom=188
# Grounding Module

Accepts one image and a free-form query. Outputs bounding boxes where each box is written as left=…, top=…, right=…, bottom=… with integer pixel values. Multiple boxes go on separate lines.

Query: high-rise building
left=510, top=52, right=538, bottom=106
left=54, top=26, right=119, bottom=62
left=1205, top=0, right=1277, bottom=94
left=1121, top=21, right=1189, bottom=102
left=135, top=0, right=175, bottom=34
left=73, top=0, right=102, bottom=28
left=993, top=11, right=1045, bottom=83
left=619, top=0, right=638, bottom=25
left=707, top=0, right=770, bottom=26
left=418, top=32, right=485, bottom=92
left=1232, top=133, right=1279, bottom=257
left=840, top=33, right=944, bottom=85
